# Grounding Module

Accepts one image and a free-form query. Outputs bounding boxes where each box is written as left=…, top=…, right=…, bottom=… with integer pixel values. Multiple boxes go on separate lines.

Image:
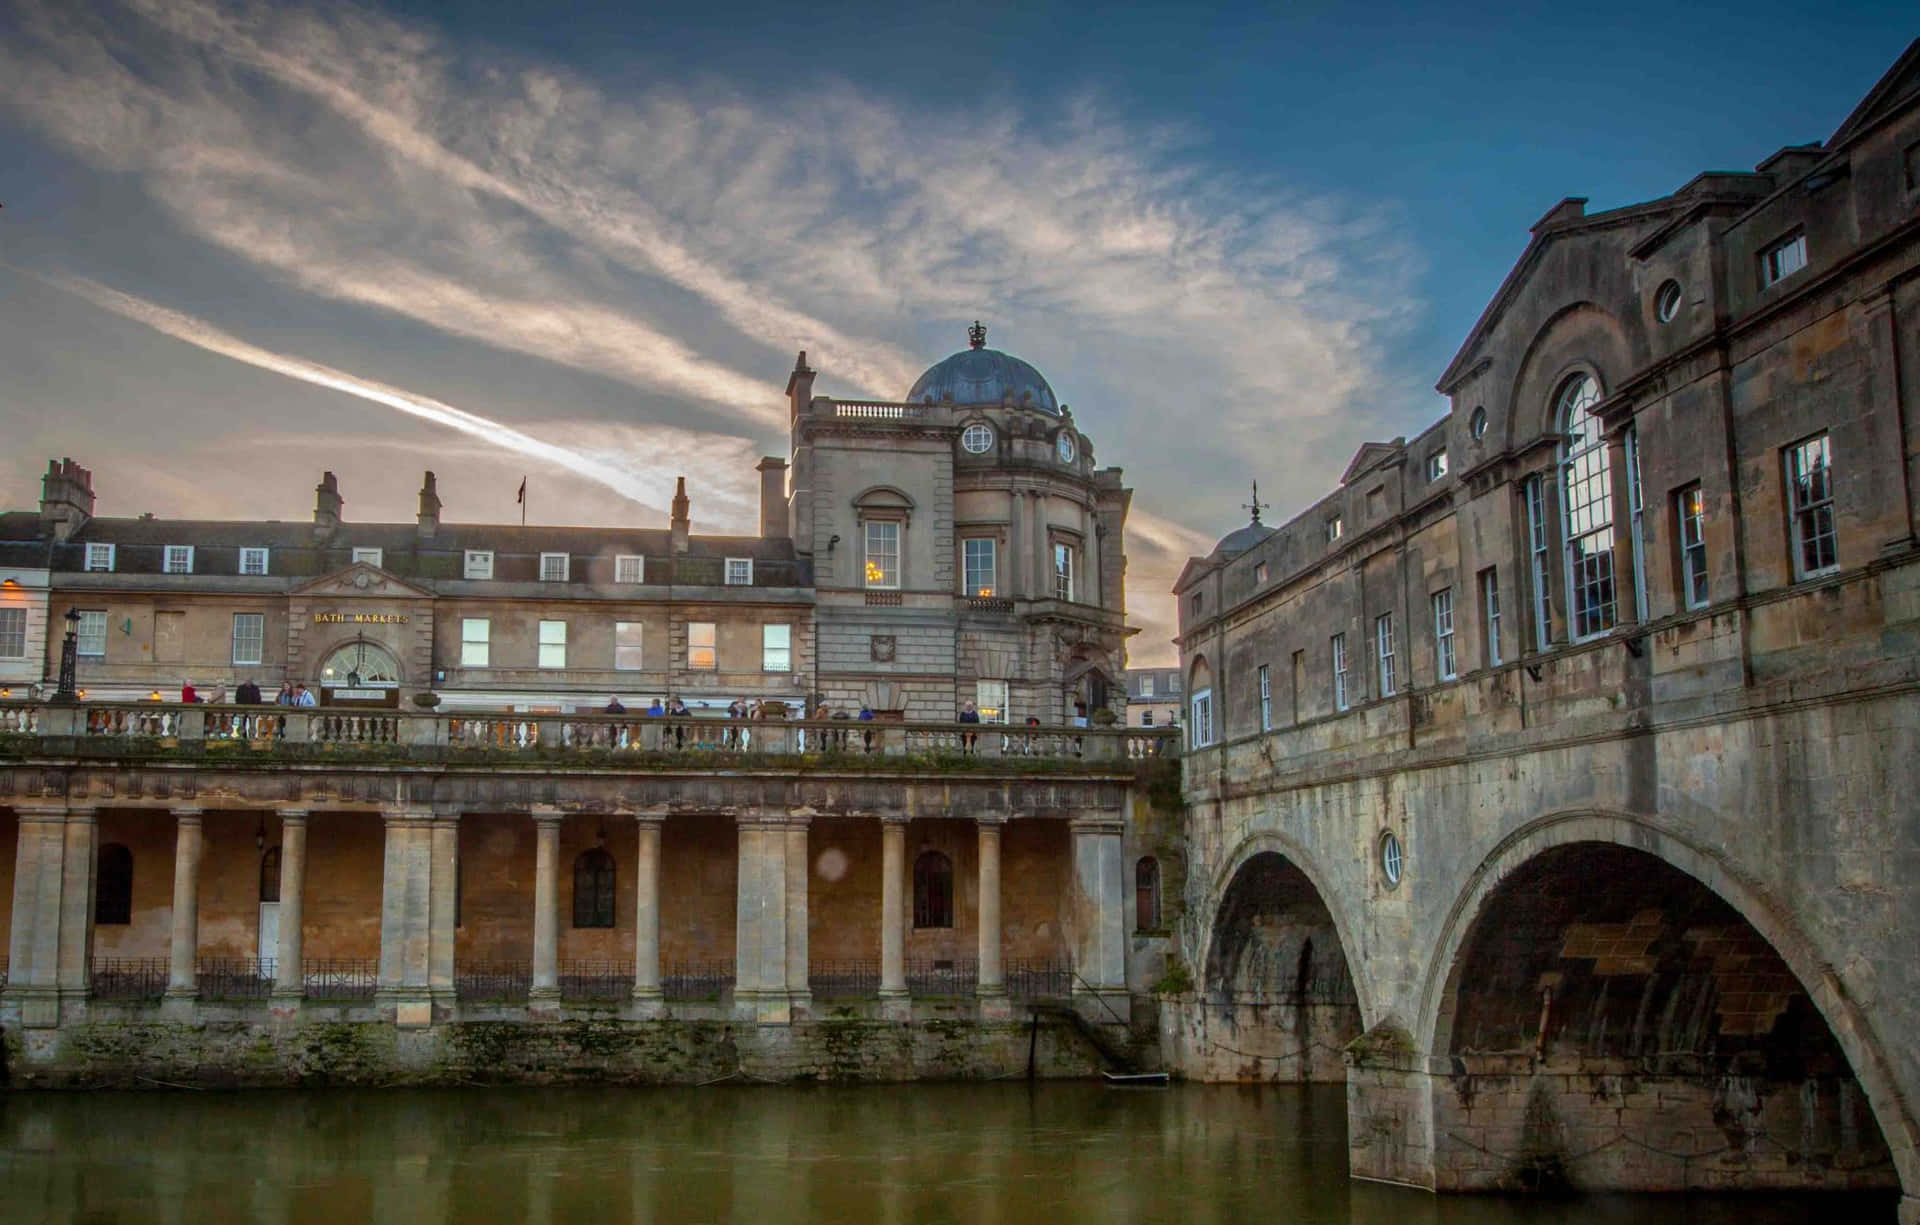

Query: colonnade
left=3, top=802, right=1130, bottom=1028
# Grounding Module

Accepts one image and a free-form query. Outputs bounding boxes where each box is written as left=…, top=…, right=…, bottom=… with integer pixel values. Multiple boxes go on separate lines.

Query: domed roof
left=1212, top=520, right=1274, bottom=558
left=905, top=322, right=1059, bottom=414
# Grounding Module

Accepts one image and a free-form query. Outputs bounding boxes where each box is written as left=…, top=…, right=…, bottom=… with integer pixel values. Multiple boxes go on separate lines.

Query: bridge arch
left=1414, top=809, right=1911, bottom=1196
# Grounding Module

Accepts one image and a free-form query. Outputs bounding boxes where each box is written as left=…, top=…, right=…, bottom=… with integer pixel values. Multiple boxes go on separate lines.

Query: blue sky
left=1, top=0, right=1912, bottom=661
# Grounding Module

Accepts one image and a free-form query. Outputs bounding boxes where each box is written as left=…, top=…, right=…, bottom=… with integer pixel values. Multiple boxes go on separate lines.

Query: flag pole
left=518, top=476, right=527, bottom=527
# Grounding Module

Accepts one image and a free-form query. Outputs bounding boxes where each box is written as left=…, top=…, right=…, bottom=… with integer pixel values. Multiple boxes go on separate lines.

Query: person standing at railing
left=208, top=682, right=229, bottom=704
left=646, top=696, right=665, bottom=717
left=858, top=703, right=875, bottom=752
left=180, top=680, right=199, bottom=704
left=957, top=701, right=980, bottom=754
left=236, top=678, right=262, bottom=704
left=604, top=695, right=627, bottom=714
left=293, top=683, right=316, bottom=707
left=275, top=681, right=295, bottom=705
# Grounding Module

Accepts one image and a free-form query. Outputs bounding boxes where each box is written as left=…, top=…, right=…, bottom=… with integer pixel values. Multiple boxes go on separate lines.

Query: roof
left=905, top=341, right=1059, bottom=414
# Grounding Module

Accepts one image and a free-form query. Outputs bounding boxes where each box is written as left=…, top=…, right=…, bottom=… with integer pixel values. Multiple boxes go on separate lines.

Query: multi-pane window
left=1139, top=675, right=1155, bottom=698
left=1332, top=633, right=1349, bottom=711
left=1526, top=476, right=1552, bottom=650
left=1426, top=450, right=1448, bottom=482
left=1141, top=710, right=1155, bottom=726
left=1626, top=426, right=1649, bottom=623
left=537, top=620, right=567, bottom=669
left=964, top=538, right=997, bottom=597
left=614, top=622, right=643, bottom=670
left=351, top=547, right=382, bottom=568
left=231, top=613, right=264, bottom=666
left=1786, top=434, right=1837, bottom=578
left=1257, top=663, right=1272, bottom=731
left=1189, top=689, right=1214, bottom=748
left=84, top=543, right=115, bottom=572
left=864, top=521, right=899, bottom=589
left=572, top=848, right=615, bottom=928
left=1480, top=568, right=1502, bottom=668
left=239, top=547, right=269, bottom=576
left=976, top=679, right=1008, bottom=723
left=76, top=610, right=107, bottom=657
left=1676, top=486, right=1710, bottom=608
left=0, top=608, right=26, bottom=660
left=539, top=552, right=570, bottom=582
left=463, top=550, right=494, bottom=580
left=461, top=618, right=490, bottom=667
left=1375, top=614, right=1397, bottom=697
left=688, top=622, right=717, bottom=670
left=1558, top=375, right=1617, bottom=641
left=1760, top=232, right=1807, bottom=287
left=762, top=624, right=792, bottom=672
left=1053, top=542, right=1075, bottom=601
left=164, top=546, right=194, bottom=574
left=615, top=555, right=644, bottom=584
left=1432, top=589, right=1456, bottom=681
left=726, top=558, right=753, bottom=586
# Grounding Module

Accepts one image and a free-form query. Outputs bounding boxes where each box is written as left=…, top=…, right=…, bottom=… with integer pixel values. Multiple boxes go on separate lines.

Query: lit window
left=463, top=550, right=494, bottom=580
left=1480, top=568, right=1502, bottom=668
left=762, top=623, right=792, bottom=672
left=1257, top=663, right=1272, bottom=731
left=538, top=620, right=567, bottom=669
left=84, top=543, right=115, bottom=572
left=1189, top=689, right=1214, bottom=748
left=461, top=618, right=490, bottom=667
left=539, top=552, right=570, bottom=582
left=976, top=679, right=1008, bottom=723
left=1331, top=633, right=1349, bottom=711
left=351, top=547, right=382, bottom=568
left=76, top=610, right=107, bottom=657
left=1326, top=516, right=1343, bottom=543
left=1426, top=450, right=1448, bottom=482
left=1526, top=475, right=1552, bottom=650
left=164, top=546, right=194, bottom=574
left=0, top=608, right=26, bottom=660
left=960, top=423, right=994, bottom=454
left=231, top=613, right=264, bottom=666
left=1558, top=374, right=1617, bottom=641
left=1053, top=542, right=1075, bottom=602
left=1786, top=434, right=1837, bottom=578
left=1760, top=232, right=1807, bottom=287
left=1376, top=613, right=1397, bottom=697
left=1676, top=486, right=1710, bottom=608
left=864, top=521, right=899, bottom=589
left=1432, top=588, right=1456, bottom=681
left=913, top=851, right=954, bottom=928
left=964, top=538, right=997, bottom=597
left=615, top=554, right=644, bottom=584
left=239, top=547, right=269, bottom=576
left=572, top=848, right=615, bottom=928
left=726, top=558, right=754, bottom=586
left=614, top=622, right=643, bottom=671
left=688, top=622, right=717, bottom=670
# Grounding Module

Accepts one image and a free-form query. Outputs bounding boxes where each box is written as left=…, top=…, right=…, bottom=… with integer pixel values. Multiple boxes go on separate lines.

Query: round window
left=1379, top=831, right=1403, bottom=888
left=1469, top=406, right=1488, bottom=440
left=960, top=423, right=994, bottom=454
left=1056, top=432, right=1077, bottom=464
left=1654, top=279, right=1683, bottom=323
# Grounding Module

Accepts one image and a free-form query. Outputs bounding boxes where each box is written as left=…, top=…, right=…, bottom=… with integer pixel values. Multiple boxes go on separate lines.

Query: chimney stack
left=756, top=457, right=789, bottom=540
left=417, top=471, right=441, bottom=538
left=314, top=471, right=343, bottom=540
left=785, top=350, right=815, bottom=423
left=38, top=457, right=95, bottom=542
left=670, top=476, right=690, bottom=555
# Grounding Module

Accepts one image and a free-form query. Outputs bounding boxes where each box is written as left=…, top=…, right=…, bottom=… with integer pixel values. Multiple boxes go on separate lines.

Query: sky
left=0, top=1, right=1912, bottom=664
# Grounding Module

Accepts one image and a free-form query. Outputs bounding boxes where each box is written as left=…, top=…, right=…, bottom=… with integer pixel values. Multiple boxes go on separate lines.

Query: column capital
left=279, top=807, right=311, bottom=825
left=382, top=807, right=435, bottom=827
left=974, top=814, right=1010, bottom=829
left=12, top=802, right=70, bottom=823
left=1068, top=814, right=1124, bottom=835
left=632, top=812, right=665, bottom=831
left=63, top=805, right=98, bottom=824
left=531, top=804, right=565, bottom=828
left=173, top=809, right=205, bottom=825
left=879, top=813, right=912, bottom=827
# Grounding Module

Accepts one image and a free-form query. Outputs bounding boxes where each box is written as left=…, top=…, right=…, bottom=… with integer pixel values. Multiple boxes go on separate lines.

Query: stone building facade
left=1172, top=42, right=1920, bottom=1214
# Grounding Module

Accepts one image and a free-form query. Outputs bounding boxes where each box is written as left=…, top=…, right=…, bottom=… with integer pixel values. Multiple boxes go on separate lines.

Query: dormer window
left=463, top=550, right=494, bottom=580
left=540, top=552, right=570, bottom=582
left=1760, top=232, right=1807, bottom=288
left=239, top=547, right=269, bottom=576
left=615, top=555, right=644, bottom=584
left=164, top=545, right=194, bottom=574
left=84, top=543, right=115, bottom=572
left=351, top=547, right=382, bottom=568
left=725, top=557, right=753, bottom=586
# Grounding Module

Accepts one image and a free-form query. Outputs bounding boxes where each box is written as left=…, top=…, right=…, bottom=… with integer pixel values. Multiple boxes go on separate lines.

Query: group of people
left=178, top=679, right=316, bottom=706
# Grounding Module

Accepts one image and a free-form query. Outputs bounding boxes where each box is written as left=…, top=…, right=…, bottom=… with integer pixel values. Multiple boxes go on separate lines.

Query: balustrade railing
left=204, top=710, right=285, bottom=741
left=302, top=958, right=378, bottom=1000
left=832, top=401, right=926, bottom=420
left=92, top=958, right=168, bottom=1000
left=0, top=707, right=38, bottom=734
left=311, top=713, right=398, bottom=745
left=86, top=707, right=182, bottom=738
left=197, top=957, right=276, bottom=999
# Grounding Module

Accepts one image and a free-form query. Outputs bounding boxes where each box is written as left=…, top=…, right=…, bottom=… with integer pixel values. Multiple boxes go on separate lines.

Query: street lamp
left=55, top=608, right=80, bottom=702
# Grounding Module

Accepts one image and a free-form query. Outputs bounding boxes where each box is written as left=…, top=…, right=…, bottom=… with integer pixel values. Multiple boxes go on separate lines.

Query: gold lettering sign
left=312, top=613, right=409, bottom=624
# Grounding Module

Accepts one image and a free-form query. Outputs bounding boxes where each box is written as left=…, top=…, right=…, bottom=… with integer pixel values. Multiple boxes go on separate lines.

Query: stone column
left=976, top=817, right=1009, bottom=1018
left=377, top=808, right=435, bottom=1027
left=1069, top=816, right=1128, bottom=1015
left=428, top=812, right=459, bottom=1011
left=164, top=808, right=204, bottom=1005
left=630, top=815, right=664, bottom=1017
left=271, top=810, right=308, bottom=1005
left=784, top=819, right=811, bottom=1016
left=5, top=803, right=71, bottom=1027
left=1007, top=489, right=1025, bottom=599
left=733, top=814, right=791, bottom=1024
left=56, top=805, right=97, bottom=1013
left=530, top=807, right=563, bottom=1009
left=878, top=816, right=909, bottom=1018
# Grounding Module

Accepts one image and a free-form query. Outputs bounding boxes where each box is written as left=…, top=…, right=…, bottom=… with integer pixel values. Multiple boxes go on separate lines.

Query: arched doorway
left=1195, top=851, right=1361, bottom=1081
left=317, top=638, right=403, bottom=687
left=1431, top=840, right=1895, bottom=1193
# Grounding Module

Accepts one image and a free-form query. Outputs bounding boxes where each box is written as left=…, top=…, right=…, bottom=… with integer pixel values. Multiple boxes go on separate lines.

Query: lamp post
left=54, top=608, right=80, bottom=702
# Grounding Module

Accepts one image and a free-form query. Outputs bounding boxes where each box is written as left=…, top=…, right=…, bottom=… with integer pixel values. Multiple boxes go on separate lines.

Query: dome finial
left=1243, top=480, right=1270, bottom=525
left=967, top=320, right=987, bottom=350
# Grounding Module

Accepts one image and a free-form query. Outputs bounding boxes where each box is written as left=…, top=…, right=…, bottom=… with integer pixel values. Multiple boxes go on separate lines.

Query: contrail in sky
left=36, top=273, right=666, bottom=508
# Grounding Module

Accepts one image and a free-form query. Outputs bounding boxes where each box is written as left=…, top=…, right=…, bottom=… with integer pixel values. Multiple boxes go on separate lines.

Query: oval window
left=960, top=423, right=994, bottom=454
left=1379, top=831, right=1403, bottom=888
left=1654, top=280, right=1683, bottom=323
left=1469, top=405, right=1488, bottom=440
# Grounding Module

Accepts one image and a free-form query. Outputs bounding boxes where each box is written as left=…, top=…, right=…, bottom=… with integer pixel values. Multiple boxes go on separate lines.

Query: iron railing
left=810, top=959, right=882, bottom=999
left=1006, top=959, right=1075, bottom=1001
left=558, top=959, right=632, bottom=1001
left=91, top=958, right=168, bottom=1000
left=661, top=961, right=733, bottom=1002
left=455, top=960, right=531, bottom=1001
left=197, top=957, right=276, bottom=999
left=907, top=958, right=978, bottom=997
left=302, top=958, right=378, bottom=1000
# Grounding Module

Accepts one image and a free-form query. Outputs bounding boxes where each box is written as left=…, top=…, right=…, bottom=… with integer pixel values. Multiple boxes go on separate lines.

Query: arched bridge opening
left=1432, top=841, right=1896, bottom=1196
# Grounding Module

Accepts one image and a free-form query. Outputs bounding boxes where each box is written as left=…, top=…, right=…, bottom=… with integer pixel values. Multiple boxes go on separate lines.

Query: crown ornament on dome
left=968, top=320, right=987, bottom=350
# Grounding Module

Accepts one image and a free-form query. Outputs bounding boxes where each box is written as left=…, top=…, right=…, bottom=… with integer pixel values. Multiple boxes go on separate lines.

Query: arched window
left=1188, top=656, right=1214, bottom=748
left=1135, top=856, right=1161, bottom=932
left=1557, top=374, right=1618, bottom=640
left=96, top=842, right=133, bottom=926
left=913, top=850, right=953, bottom=929
left=572, top=847, right=616, bottom=928
left=260, top=846, right=281, bottom=903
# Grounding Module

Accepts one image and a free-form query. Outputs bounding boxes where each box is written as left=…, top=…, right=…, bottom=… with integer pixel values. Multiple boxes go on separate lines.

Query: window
left=1190, top=591, right=1204, bottom=616
left=96, top=843, right=133, bottom=925
left=963, top=538, right=997, bottom=597
left=726, top=558, right=753, bottom=586
left=1625, top=426, right=1649, bottom=624
left=1332, top=633, right=1350, bottom=711
left=1426, top=450, right=1448, bottom=482
left=1375, top=614, right=1396, bottom=697
left=538, top=620, right=567, bottom=669
left=1431, top=589, right=1456, bottom=681
left=960, top=423, right=995, bottom=454
left=1786, top=434, right=1838, bottom=578
left=913, top=851, right=953, bottom=928
left=164, top=545, right=194, bottom=574
left=1380, top=832, right=1403, bottom=889
left=84, top=543, right=115, bottom=572
left=75, top=610, right=107, bottom=657
left=1141, top=709, right=1154, bottom=727
left=1135, top=857, right=1161, bottom=932
left=1257, top=663, right=1272, bottom=731
left=1189, top=688, right=1214, bottom=748
left=976, top=679, right=1008, bottom=723
left=1558, top=374, right=1617, bottom=641
left=239, top=547, right=269, bottom=576
left=231, top=613, right=264, bottom=666
left=762, top=624, right=792, bottom=672
left=1254, top=561, right=1270, bottom=585
left=1655, top=279, right=1683, bottom=323
left=572, top=848, right=616, bottom=928
left=1676, top=486, right=1710, bottom=608
left=351, top=547, right=382, bottom=568
left=614, top=621, right=644, bottom=671
left=1053, top=542, right=1075, bottom=602
left=1139, top=675, right=1154, bottom=699
left=1760, top=232, right=1807, bottom=287
left=864, top=521, right=900, bottom=589
left=1480, top=568, right=1502, bottom=668
left=1470, top=406, right=1488, bottom=440
left=463, top=550, right=494, bottom=580
left=615, top=554, right=644, bottom=584
left=1526, top=475, right=1553, bottom=650
left=460, top=618, right=490, bottom=667
left=688, top=622, right=717, bottom=670
left=1325, top=516, right=1343, bottom=543
left=0, top=608, right=25, bottom=660
left=539, top=552, right=570, bottom=582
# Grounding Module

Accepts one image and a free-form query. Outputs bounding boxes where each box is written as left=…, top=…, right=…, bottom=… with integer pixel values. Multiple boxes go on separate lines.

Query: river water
left=0, top=1083, right=1893, bottom=1224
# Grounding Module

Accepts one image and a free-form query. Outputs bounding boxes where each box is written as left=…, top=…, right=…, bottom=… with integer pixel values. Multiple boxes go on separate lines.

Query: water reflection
left=0, top=1084, right=1893, bottom=1224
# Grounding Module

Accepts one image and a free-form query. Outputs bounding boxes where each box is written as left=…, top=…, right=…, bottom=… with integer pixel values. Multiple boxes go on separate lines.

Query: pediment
left=1172, top=554, right=1214, bottom=594
left=1341, top=440, right=1405, bottom=486
left=1829, top=39, right=1920, bottom=147
left=290, top=562, right=435, bottom=600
